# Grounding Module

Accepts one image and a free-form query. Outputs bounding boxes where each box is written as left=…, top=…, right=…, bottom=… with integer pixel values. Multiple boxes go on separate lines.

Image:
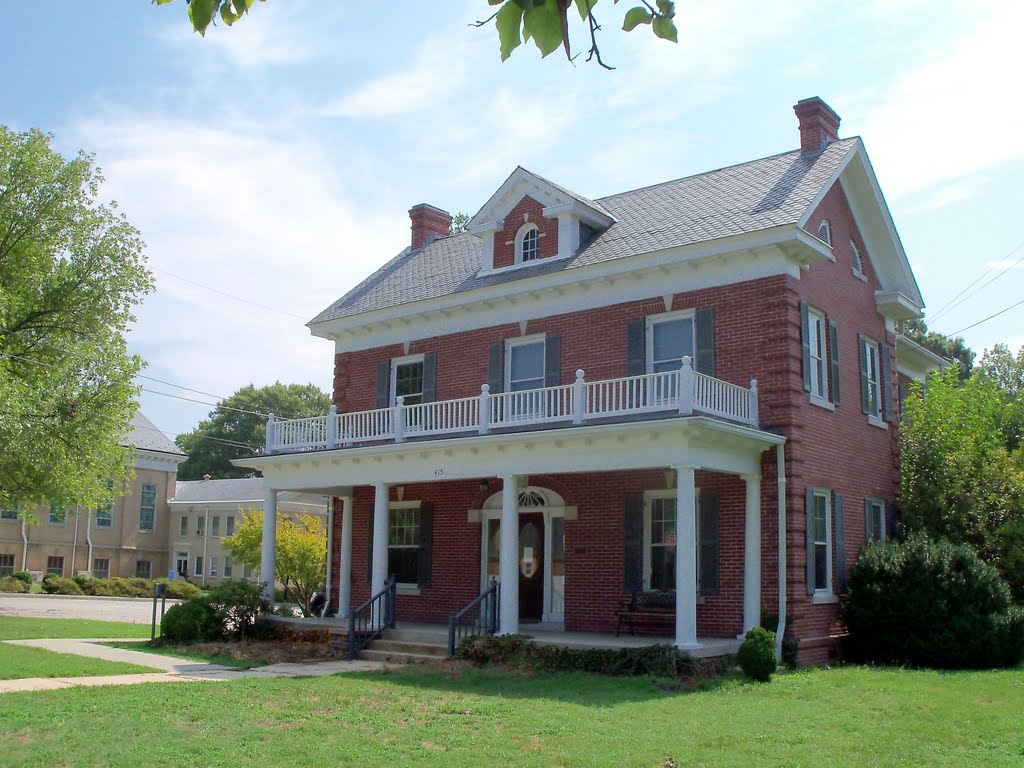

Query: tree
left=222, top=509, right=327, bottom=616
left=976, top=343, right=1024, bottom=452
left=0, top=127, right=152, bottom=514
left=154, top=0, right=678, bottom=69
left=449, top=212, right=471, bottom=235
left=175, top=382, right=331, bottom=480
left=900, top=318, right=975, bottom=380
left=899, top=367, right=1024, bottom=599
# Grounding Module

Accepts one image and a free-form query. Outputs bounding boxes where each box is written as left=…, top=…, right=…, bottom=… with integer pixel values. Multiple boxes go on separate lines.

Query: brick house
left=237, top=97, right=937, bottom=663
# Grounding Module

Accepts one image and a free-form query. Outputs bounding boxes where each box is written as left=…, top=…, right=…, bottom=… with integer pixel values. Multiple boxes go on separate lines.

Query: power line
left=130, top=421, right=260, bottom=452
left=154, top=267, right=309, bottom=321
left=948, top=296, right=1024, bottom=336
left=929, top=237, right=1024, bottom=323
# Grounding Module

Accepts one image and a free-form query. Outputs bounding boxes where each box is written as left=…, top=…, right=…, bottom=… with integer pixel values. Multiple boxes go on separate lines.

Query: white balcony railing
left=265, top=356, right=759, bottom=454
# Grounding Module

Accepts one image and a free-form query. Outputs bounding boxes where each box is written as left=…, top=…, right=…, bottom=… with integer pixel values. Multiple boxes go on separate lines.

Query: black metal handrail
left=348, top=574, right=397, bottom=659
left=448, top=578, right=500, bottom=656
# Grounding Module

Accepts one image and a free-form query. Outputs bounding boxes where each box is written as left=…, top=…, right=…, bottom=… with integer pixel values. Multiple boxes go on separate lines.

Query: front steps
left=329, top=627, right=450, bottom=664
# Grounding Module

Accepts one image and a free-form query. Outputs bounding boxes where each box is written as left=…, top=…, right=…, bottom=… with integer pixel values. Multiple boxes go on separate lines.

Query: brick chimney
left=409, top=203, right=452, bottom=250
left=793, top=97, right=841, bottom=154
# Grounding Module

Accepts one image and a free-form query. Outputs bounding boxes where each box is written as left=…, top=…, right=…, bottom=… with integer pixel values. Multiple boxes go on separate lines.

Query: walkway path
left=0, top=638, right=385, bottom=694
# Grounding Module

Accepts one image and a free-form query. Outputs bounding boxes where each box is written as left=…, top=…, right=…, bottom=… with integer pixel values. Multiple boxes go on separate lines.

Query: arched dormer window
left=817, top=220, right=832, bottom=246
left=515, top=223, right=540, bottom=263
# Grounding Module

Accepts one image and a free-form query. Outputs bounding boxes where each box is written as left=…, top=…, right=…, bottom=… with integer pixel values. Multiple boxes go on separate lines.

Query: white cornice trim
left=134, top=449, right=187, bottom=472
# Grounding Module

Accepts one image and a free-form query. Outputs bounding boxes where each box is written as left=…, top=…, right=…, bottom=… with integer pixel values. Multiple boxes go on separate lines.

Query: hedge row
left=35, top=573, right=203, bottom=600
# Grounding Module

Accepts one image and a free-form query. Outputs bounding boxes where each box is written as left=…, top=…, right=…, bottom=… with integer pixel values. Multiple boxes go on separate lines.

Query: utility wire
left=154, top=267, right=309, bottom=321
left=929, top=237, right=1024, bottom=324
left=948, top=296, right=1024, bottom=336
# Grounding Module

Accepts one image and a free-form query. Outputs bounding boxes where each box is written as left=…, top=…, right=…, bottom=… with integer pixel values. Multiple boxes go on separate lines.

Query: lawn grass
left=0, top=617, right=153, bottom=641
left=0, top=644, right=158, bottom=680
left=1, top=664, right=1022, bottom=766
left=102, top=641, right=266, bottom=668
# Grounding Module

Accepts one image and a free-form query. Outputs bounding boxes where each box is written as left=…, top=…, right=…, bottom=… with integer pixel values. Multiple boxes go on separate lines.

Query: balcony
left=265, top=357, right=759, bottom=455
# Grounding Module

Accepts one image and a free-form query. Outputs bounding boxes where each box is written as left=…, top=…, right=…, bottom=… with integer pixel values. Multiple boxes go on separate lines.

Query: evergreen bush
left=11, top=571, right=33, bottom=585
left=0, top=576, right=29, bottom=593
left=161, top=599, right=220, bottom=644
left=737, top=627, right=777, bottom=682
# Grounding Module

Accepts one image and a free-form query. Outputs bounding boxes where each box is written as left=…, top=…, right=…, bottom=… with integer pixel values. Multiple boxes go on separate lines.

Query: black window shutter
left=805, top=487, right=815, bottom=595
left=623, top=493, right=643, bottom=593
left=422, top=353, right=437, bottom=403
left=375, top=360, right=391, bottom=409
left=366, top=506, right=374, bottom=584
left=886, top=501, right=898, bottom=541
left=544, top=335, right=561, bottom=388
left=864, top=498, right=873, bottom=544
left=417, top=503, right=433, bottom=588
left=699, top=488, right=720, bottom=596
left=880, top=344, right=893, bottom=422
left=828, top=318, right=841, bottom=405
left=799, top=300, right=811, bottom=392
left=487, top=341, right=504, bottom=394
left=695, top=307, right=716, bottom=376
left=833, top=492, right=846, bottom=594
left=858, top=334, right=870, bottom=414
left=626, top=319, right=645, bottom=377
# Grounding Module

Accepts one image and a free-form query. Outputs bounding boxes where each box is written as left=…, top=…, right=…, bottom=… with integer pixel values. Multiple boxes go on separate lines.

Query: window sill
left=809, top=394, right=835, bottom=411
left=867, top=415, right=888, bottom=430
left=853, top=269, right=867, bottom=283
left=397, top=584, right=421, bottom=596
left=811, top=592, right=839, bottom=605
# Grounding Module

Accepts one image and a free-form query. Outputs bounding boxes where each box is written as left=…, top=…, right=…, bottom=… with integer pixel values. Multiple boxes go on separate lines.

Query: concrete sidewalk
left=0, top=638, right=386, bottom=694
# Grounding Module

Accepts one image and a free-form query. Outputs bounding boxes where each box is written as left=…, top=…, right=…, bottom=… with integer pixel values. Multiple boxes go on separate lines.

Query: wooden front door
left=518, top=513, right=545, bottom=622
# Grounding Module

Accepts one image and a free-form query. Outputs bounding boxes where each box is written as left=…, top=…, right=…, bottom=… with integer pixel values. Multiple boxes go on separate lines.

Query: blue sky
left=3, top=0, right=1022, bottom=442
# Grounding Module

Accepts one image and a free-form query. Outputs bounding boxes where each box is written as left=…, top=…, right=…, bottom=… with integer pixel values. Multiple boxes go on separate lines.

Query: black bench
left=615, top=590, right=676, bottom=637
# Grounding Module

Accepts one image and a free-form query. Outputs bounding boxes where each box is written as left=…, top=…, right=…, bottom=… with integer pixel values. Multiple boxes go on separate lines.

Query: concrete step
left=382, top=627, right=449, bottom=645
left=371, top=639, right=448, bottom=657
left=357, top=649, right=446, bottom=664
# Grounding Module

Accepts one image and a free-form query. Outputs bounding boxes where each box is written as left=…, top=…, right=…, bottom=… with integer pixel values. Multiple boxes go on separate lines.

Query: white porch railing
left=265, top=357, right=759, bottom=454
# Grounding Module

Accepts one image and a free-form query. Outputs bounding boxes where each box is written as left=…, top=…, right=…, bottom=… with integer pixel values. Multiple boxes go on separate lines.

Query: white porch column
left=742, top=474, right=762, bottom=637
left=498, top=474, right=520, bottom=635
left=370, top=483, right=390, bottom=596
left=260, top=489, right=278, bottom=602
left=674, top=466, right=700, bottom=651
left=337, top=495, right=354, bottom=617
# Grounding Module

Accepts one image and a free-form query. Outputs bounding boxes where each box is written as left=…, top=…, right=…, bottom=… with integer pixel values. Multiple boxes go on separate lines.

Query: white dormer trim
left=469, top=219, right=504, bottom=272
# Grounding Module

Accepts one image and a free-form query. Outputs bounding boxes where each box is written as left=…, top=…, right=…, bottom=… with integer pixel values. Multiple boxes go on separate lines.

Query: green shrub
left=844, top=535, right=1024, bottom=669
left=0, top=576, right=29, bottom=593
left=72, top=574, right=89, bottom=589
left=128, top=577, right=155, bottom=595
left=11, top=571, right=33, bottom=585
left=206, top=580, right=269, bottom=639
left=161, top=599, right=220, bottom=644
left=41, top=575, right=84, bottom=595
left=156, top=578, right=203, bottom=601
left=737, top=627, right=777, bottom=682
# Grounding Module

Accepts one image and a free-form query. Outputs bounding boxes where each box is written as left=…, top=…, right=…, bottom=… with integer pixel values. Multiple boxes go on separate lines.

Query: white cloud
left=857, top=1, right=1024, bottom=199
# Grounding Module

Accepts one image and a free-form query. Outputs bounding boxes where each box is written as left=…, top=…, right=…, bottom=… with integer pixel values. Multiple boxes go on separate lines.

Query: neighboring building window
left=388, top=507, right=421, bottom=584
left=0, top=554, right=15, bottom=577
left=93, top=558, right=110, bottom=579
left=139, top=484, right=157, bottom=532
left=811, top=490, right=832, bottom=593
left=806, top=308, right=828, bottom=400
left=647, top=313, right=695, bottom=375
left=135, top=560, right=152, bottom=579
left=1, top=505, right=18, bottom=521
left=194, top=556, right=204, bottom=577
left=176, top=553, right=189, bottom=577
left=862, top=337, right=881, bottom=419
left=646, top=496, right=677, bottom=591
left=209, top=556, right=218, bottom=577
left=95, top=503, right=112, bottom=529
left=223, top=557, right=233, bottom=578
left=212, top=516, right=220, bottom=537
left=866, top=499, right=886, bottom=543
left=850, top=240, right=864, bottom=275
left=179, top=516, right=188, bottom=536
left=391, top=355, right=424, bottom=407
left=515, top=223, right=540, bottom=263
left=196, top=515, right=205, bottom=537
left=243, top=565, right=252, bottom=579
left=48, top=505, right=65, bottom=525
left=226, top=516, right=235, bottom=537
left=46, top=556, right=65, bottom=576
left=817, top=220, right=832, bottom=246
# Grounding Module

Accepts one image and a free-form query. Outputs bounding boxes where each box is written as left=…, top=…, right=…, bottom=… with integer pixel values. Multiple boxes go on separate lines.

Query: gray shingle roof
left=171, top=477, right=325, bottom=507
left=311, top=139, right=859, bottom=325
left=125, top=411, right=185, bottom=456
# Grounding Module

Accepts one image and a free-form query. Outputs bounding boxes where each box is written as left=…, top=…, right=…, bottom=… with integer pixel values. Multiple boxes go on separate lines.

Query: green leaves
left=622, top=7, right=651, bottom=32
left=187, top=0, right=217, bottom=36
left=522, top=0, right=565, bottom=58
left=152, top=0, right=263, bottom=36
left=496, top=1, right=524, bottom=61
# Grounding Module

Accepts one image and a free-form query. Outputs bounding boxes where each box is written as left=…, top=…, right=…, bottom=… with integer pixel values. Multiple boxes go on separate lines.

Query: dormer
left=467, top=167, right=614, bottom=275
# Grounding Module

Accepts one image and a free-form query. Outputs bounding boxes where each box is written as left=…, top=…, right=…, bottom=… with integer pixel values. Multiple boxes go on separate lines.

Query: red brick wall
left=491, top=196, right=559, bottom=269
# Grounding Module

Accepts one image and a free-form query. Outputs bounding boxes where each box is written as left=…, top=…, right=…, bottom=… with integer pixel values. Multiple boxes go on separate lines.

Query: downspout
left=321, top=496, right=334, bottom=617
left=71, top=505, right=80, bottom=576
left=86, top=508, right=94, bottom=576
left=19, top=503, right=28, bottom=572
left=775, top=444, right=788, bottom=662
left=202, top=505, right=210, bottom=587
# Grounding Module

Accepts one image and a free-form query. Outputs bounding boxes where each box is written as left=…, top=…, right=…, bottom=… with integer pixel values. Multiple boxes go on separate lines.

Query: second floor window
left=1, top=505, right=18, bottom=521
left=212, top=516, right=220, bottom=537
left=862, top=337, right=881, bottom=419
left=506, top=337, right=545, bottom=392
left=391, top=356, right=424, bottom=407
left=226, top=516, right=235, bottom=537
left=648, top=313, right=695, bottom=375
left=196, top=516, right=205, bottom=537
left=95, top=502, right=112, bottom=529
left=179, top=516, right=188, bottom=536
left=49, top=505, right=65, bottom=525
left=139, top=484, right=156, bottom=532
left=806, top=309, right=828, bottom=400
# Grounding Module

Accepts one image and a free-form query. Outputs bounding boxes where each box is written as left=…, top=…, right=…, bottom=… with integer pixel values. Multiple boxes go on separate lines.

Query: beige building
left=167, top=478, right=327, bottom=588
left=0, top=412, right=186, bottom=580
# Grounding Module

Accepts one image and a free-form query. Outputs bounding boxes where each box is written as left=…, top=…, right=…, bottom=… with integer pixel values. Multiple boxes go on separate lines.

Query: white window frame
left=196, top=515, right=205, bottom=537
left=179, top=515, right=188, bottom=537
left=817, top=220, right=832, bottom=248
left=866, top=498, right=886, bottom=543
left=806, top=307, right=830, bottom=406
left=641, top=489, right=703, bottom=595
left=514, top=223, right=540, bottom=264
left=505, top=334, right=546, bottom=393
left=646, top=310, right=696, bottom=376
left=387, top=500, right=422, bottom=590
left=811, top=489, right=833, bottom=601
left=390, top=353, right=425, bottom=407
left=175, top=552, right=189, bottom=577
left=850, top=240, right=866, bottom=280
left=209, top=556, right=218, bottom=577
left=862, top=336, right=883, bottom=426
left=139, top=484, right=157, bottom=532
